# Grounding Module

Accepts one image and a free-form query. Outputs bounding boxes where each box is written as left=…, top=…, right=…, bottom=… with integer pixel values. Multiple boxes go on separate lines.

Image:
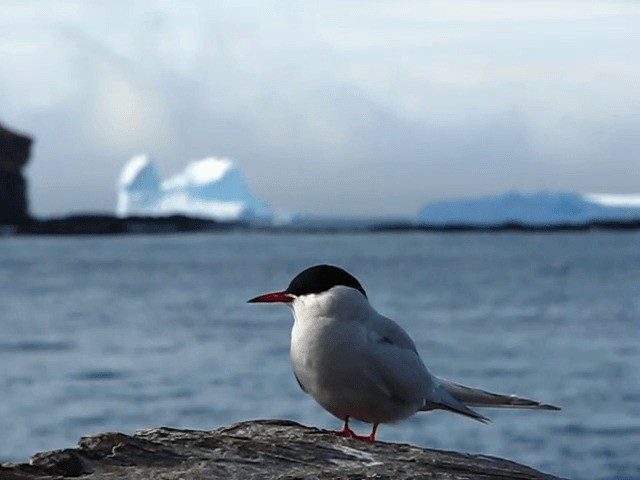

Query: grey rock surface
left=1, top=420, right=564, bottom=479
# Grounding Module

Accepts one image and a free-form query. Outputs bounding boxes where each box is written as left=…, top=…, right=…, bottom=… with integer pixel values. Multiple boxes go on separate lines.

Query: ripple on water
left=70, top=370, right=130, bottom=381
left=0, top=340, right=75, bottom=353
left=552, top=423, right=640, bottom=438
left=67, top=414, right=110, bottom=428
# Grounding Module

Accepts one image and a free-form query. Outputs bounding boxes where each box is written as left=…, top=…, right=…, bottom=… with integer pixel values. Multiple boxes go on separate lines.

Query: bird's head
left=248, top=264, right=368, bottom=313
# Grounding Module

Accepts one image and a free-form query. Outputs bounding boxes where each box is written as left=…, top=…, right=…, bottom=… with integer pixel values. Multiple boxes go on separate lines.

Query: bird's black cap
left=285, top=264, right=367, bottom=298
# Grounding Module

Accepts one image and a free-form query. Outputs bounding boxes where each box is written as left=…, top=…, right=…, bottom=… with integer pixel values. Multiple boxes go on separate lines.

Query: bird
left=248, top=264, right=560, bottom=442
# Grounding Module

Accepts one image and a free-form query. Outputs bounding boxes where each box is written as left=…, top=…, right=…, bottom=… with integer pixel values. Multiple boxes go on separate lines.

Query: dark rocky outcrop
left=18, top=214, right=240, bottom=235
left=1, top=419, right=564, bottom=479
left=0, top=123, right=33, bottom=225
left=369, top=219, right=640, bottom=232
left=6, top=215, right=640, bottom=236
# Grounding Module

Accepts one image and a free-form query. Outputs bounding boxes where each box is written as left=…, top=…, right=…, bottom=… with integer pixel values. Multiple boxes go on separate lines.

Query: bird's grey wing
left=365, top=315, right=490, bottom=422
left=361, top=314, right=435, bottom=407
left=368, top=314, right=420, bottom=354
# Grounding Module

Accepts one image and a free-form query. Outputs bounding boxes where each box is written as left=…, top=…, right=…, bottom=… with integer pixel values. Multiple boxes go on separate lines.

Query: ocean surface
left=1, top=232, right=639, bottom=479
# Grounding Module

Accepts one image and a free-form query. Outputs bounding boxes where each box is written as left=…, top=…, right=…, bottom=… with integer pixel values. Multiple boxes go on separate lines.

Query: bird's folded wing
left=369, top=314, right=420, bottom=353
left=365, top=315, right=490, bottom=422
left=362, top=334, right=435, bottom=407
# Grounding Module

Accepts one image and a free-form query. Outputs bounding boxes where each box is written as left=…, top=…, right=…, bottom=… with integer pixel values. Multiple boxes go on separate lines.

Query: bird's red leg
left=333, top=416, right=357, bottom=438
left=348, top=423, right=379, bottom=442
left=361, top=423, right=379, bottom=442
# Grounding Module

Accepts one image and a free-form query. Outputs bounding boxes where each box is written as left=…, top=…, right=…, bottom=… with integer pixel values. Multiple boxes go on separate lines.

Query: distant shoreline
left=2, top=214, right=640, bottom=235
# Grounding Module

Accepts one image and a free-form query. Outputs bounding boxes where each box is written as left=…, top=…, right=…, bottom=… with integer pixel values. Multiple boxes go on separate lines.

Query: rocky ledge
left=0, top=122, right=33, bottom=225
left=1, top=420, right=563, bottom=480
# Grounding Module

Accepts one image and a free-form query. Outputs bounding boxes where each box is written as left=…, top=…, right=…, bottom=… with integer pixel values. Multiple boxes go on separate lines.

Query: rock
left=1, top=419, right=564, bottom=479
left=20, top=214, right=239, bottom=235
left=0, top=123, right=33, bottom=224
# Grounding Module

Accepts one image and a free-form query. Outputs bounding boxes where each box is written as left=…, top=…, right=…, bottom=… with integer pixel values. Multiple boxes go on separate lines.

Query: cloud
left=1, top=1, right=639, bottom=216
left=84, top=61, right=173, bottom=154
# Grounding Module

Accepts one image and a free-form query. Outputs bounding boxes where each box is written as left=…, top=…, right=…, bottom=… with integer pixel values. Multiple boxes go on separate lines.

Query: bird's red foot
left=333, top=418, right=378, bottom=442
left=333, top=427, right=357, bottom=438
left=333, top=427, right=377, bottom=442
left=350, top=432, right=376, bottom=442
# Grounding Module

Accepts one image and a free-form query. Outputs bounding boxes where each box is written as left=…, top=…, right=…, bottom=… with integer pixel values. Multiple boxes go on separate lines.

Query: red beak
left=247, top=291, right=294, bottom=303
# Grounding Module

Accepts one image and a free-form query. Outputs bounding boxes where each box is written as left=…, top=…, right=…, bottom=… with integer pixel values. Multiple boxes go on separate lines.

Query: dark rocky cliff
left=0, top=123, right=32, bottom=224
left=1, top=419, right=564, bottom=479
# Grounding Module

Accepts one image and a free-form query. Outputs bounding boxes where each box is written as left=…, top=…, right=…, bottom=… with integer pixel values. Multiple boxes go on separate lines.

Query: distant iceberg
left=117, top=155, right=272, bottom=222
left=417, top=191, right=640, bottom=226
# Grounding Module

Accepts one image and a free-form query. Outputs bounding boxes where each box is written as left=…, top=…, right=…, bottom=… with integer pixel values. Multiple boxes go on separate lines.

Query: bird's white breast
left=290, top=287, right=370, bottom=394
left=288, top=286, right=420, bottom=422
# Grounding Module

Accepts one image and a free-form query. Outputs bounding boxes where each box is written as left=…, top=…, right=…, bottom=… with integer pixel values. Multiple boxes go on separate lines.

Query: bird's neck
left=292, top=286, right=374, bottom=328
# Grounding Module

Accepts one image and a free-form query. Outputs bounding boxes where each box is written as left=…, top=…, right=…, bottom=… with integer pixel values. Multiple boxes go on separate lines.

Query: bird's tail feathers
left=421, top=385, right=491, bottom=423
left=439, top=378, right=561, bottom=411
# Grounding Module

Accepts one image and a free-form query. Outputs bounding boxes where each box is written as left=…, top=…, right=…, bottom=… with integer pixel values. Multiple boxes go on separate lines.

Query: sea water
left=1, top=232, right=639, bottom=480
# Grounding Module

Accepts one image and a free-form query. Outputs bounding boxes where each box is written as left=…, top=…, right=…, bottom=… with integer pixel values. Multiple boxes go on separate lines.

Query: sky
left=1, top=1, right=639, bottom=217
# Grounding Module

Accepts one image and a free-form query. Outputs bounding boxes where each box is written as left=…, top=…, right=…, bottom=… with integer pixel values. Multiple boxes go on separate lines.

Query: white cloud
left=360, top=1, right=638, bottom=23
left=85, top=62, right=174, bottom=154
left=1, top=0, right=639, bottom=216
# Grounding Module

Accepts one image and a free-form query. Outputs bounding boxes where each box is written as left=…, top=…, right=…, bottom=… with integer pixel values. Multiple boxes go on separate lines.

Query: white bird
left=248, top=264, right=559, bottom=441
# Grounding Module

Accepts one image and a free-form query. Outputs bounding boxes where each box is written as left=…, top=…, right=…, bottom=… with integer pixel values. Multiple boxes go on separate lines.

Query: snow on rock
left=117, top=155, right=272, bottom=222
left=417, top=191, right=640, bottom=226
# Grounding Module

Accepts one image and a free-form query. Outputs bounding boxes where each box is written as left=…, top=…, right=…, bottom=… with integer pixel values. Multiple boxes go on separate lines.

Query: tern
left=249, top=264, right=559, bottom=441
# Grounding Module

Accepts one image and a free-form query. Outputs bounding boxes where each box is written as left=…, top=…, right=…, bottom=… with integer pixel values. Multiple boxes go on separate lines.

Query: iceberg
left=117, top=155, right=272, bottom=222
left=417, top=191, right=640, bottom=226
